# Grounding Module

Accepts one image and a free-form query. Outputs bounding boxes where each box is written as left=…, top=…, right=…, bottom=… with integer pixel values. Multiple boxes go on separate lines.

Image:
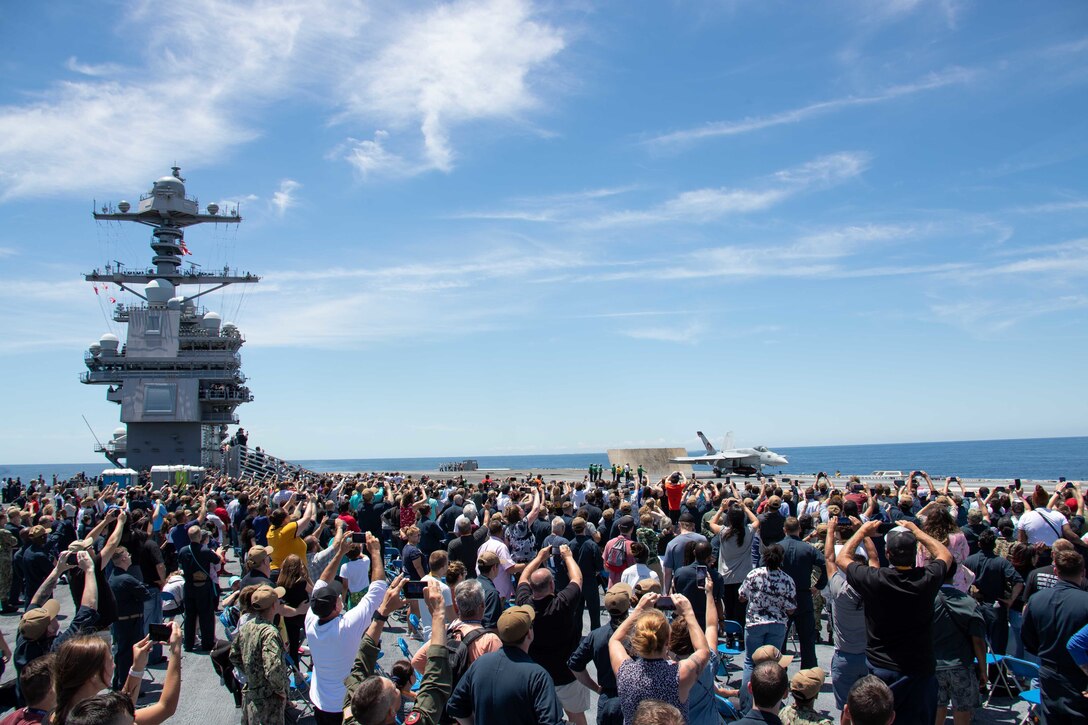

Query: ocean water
left=8, top=436, right=1084, bottom=481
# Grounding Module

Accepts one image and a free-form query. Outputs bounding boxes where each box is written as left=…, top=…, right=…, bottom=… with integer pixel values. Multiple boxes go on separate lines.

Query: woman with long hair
left=707, top=497, right=760, bottom=646
left=917, top=502, right=973, bottom=592
left=609, top=592, right=710, bottom=725
left=277, top=553, right=312, bottom=665
left=51, top=622, right=182, bottom=725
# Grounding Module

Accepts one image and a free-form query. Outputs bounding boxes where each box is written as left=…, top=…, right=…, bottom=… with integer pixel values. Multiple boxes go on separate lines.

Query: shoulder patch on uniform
left=404, top=711, right=421, bottom=725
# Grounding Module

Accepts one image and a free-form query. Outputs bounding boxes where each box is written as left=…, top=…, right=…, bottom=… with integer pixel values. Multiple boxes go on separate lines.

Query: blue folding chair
left=395, top=637, right=424, bottom=691
left=715, top=694, right=740, bottom=722
left=716, top=620, right=744, bottom=685
left=1000, top=657, right=1042, bottom=724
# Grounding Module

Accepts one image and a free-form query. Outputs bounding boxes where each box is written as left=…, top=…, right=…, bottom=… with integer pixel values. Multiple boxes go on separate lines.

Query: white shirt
left=417, top=574, right=452, bottom=634
left=1018, top=508, right=1068, bottom=546
left=305, top=578, right=388, bottom=711
left=476, top=537, right=517, bottom=598
left=620, top=563, right=659, bottom=589
left=338, top=556, right=372, bottom=593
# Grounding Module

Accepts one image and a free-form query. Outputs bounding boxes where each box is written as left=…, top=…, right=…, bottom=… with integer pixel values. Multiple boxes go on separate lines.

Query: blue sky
left=1, top=0, right=1086, bottom=464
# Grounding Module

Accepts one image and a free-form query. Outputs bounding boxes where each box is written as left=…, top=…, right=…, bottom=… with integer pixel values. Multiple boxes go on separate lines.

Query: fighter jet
left=670, top=431, right=788, bottom=477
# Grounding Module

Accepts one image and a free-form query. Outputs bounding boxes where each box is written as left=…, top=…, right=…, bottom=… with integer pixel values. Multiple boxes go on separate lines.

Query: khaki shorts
left=555, top=681, right=591, bottom=713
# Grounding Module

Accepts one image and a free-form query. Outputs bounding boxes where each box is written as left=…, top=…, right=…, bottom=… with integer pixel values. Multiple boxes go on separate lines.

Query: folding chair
left=715, top=694, right=741, bottom=722
left=980, top=639, right=1013, bottom=706
left=285, top=652, right=314, bottom=721
left=1000, top=657, right=1042, bottom=725
left=716, top=621, right=744, bottom=686
left=396, top=637, right=424, bottom=691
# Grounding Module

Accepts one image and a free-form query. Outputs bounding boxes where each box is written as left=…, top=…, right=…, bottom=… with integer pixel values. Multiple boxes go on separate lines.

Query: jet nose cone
left=772, top=454, right=788, bottom=466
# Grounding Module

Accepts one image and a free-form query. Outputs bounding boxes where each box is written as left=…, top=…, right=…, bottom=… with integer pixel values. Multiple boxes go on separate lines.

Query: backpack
left=440, top=625, right=496, bottom=723
left=604, top=536, right=629, bottom=571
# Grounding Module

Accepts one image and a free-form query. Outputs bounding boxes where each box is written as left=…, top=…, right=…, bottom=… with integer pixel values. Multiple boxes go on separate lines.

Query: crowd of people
left=0, top=467, right=1085, bottom=725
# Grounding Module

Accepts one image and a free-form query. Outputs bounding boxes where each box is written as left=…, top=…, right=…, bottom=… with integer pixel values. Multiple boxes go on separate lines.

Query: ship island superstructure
left=82, top=168, right=259, bottom=473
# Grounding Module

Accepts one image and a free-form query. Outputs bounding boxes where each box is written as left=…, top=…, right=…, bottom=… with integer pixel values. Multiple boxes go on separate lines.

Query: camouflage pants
left=242, top=693, right=286, bottom=725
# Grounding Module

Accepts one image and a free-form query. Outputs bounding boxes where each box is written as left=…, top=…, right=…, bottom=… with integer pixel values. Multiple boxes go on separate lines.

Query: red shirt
left=664, top=482, right=684, bottom=510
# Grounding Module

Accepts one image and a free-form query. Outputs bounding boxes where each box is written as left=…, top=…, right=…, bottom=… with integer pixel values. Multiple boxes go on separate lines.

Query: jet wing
left=670, top=452, right=750, bottom=464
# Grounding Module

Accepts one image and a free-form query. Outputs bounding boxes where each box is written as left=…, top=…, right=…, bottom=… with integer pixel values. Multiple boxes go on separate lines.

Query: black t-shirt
left=516, top=581, right=582, bottom=686
left=137, top=537, right=165, bottom=587
left=846, top=560, right=946, bottom=675
left=673, top=563, right=724, bottom=629
left=448, top=528, right=488, bottom=575
left=239, top=570, right=274, bottom=589
left=68, top=556, right=117, bottom=630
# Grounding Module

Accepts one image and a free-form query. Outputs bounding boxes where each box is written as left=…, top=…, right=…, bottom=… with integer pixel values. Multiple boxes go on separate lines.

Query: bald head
left=187, top=524, right=202, bottom=543
left=529, top=568, right=554, bottom=598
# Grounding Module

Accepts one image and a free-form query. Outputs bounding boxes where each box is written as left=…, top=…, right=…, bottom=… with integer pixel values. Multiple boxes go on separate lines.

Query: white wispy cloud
left=0, top=247, right=17, bottom=258
left=450, top=186, right=639, bottom=223
left=587, top=152, right=870, bottom=228
left=929, top=295, right=1088, bottom=335
left=339, top=0, right=565, bottom=177
left=270, top=179, right=301, bottom=217
left=0, top=0, right=568, bottom=198
left=621, top=323, right=705, bottom=344
left=645, top=68, right=976, bottom=147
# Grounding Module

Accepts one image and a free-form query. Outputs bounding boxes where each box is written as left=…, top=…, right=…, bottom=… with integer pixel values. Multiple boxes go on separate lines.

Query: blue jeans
left=144, top=588, right=164, bottom=663
left=831, top=651, right=868, bottom=709
left=1008, top=608, right=1025, bottom=660
left=740, top=622, right=786, bottom=711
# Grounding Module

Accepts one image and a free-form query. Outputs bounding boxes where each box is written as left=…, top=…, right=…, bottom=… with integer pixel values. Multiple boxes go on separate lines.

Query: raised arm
left=560, top=544, right=583, bottom=589
left=30, top=555, right=76, bottom=608
left=824, top=516, right=839, bottom=579
left=320, top=529, right=351, bottom=584
left=134, top=622, right=182, bottom=725
left=519, top=546, right=550, bottom=586
left=609, top=594, right=656, bottom=674
left=99, top=509, right=127, bottom=565
left=901, top=520, right=953, bottom=569
left=367, top=532, right=386, bottom=584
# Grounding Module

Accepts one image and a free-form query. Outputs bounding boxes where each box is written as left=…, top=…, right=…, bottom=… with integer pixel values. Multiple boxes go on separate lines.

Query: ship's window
left=146, top=313, right=161, bottom=336
left=144, top=384, right=176, bottom=414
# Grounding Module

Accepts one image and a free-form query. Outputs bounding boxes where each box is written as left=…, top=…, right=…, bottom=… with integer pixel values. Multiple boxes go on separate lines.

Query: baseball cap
left=477, top=551, right=500, bottom=570
left=246, top=545, right=274, bottom=569
left=604, top=583, right=633, bottom=615
left=753, top=644, right=793, bottom=668
left=790, top=667, right=826, bottom=699
left=766, top=496, right=782, bottom=510
left=634, top=578, right=661, bottom=599
left=497, top=605, right=535, bottom=644
left=617, top=515, right=635, bottom=531
left=310, top=582, right=344, bottom=618
left=251, top=585, right=287, bottom=611
left=885, top=526, right=917, bottom=563
left=571, top=517, right=586, bottom=532
left=19, top=599, right=60, bottom=641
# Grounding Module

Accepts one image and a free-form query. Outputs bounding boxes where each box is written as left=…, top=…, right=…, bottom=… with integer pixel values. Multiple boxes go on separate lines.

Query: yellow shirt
left=266, top=521, right=305, bottom=570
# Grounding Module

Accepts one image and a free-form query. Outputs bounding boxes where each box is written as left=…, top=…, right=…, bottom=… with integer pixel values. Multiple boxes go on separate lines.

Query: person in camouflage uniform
left=0, top=512, right=18, bottom=611
left=780, top=667, right=834, bottom=725
left=343, top=575, right=451, bottom=725
left=229, top=584, right=290, bottom=725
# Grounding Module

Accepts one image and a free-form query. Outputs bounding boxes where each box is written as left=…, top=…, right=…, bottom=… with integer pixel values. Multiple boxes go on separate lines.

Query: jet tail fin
left=723, top=431, right=734, bottom=451
left=696, top=431, right=716, bottom=454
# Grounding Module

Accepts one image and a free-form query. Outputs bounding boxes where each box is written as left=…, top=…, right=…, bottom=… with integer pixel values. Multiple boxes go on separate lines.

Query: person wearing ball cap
left=229, top=584, right=289, bottom=724
left=305, top=529, right=389, bottom=722
left=447, top=604, right=565, bottom=725
left=568, top=582, right=634, bottom=725
left=835, top=518, right=953, bottom=725
left=779, top=667, right=834, bottom=725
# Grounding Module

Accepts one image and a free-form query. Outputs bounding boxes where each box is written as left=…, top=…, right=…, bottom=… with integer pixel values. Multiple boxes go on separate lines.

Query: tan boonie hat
left=251, top=585, right=287, bottom=611
left=246, top=545, right=274, bottom=568
left=68, top=540, right=93, bottom=553
left=790, top=667, right=826, bottom=699
left=497, top=605, right=535, bottom=644
left=477, top=551, right=500, bottom=570
left=634, top=578, right=661, bottom=599
left=753, top=644, right=793, bottom=668
left=604, top=583, right=633, bottom=615
left=19, top=599, right=60, bottom=640
left=28, top=525, right=47, bottom=541
left=571, top=517, right=586, bottom=532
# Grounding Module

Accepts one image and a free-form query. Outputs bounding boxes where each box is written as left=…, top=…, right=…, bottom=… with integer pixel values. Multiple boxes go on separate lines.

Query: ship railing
left=232, top=445, right=314, bottom=481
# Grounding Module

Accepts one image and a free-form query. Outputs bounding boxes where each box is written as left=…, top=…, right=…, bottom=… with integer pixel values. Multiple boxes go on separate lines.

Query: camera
left=351, top=532, right=367, bottom=544
left=67, top=552, right=78, bottom=565
left=404, top=580, right=427, bottom=599
left=149, top=623, right=172, bottom=642
left=654, top=596, right=675, bottom=611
